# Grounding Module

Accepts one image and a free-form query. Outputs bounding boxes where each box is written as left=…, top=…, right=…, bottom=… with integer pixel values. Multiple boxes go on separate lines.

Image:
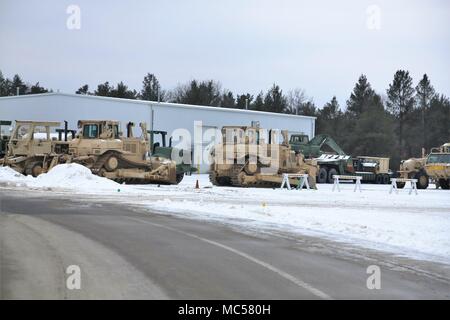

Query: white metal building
left=0, top=93, right=316, bottom=171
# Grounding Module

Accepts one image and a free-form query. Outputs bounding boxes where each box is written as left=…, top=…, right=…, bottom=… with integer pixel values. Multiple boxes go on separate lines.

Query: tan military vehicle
left=65, top=120, right=178, bottom=184
left=396, top=157, right=429, bottom=189
left=424, top=143, right=450, bottom=189
left=0, top=121, right=70, bottom=176
left=209, top=123, right=318, bottom=188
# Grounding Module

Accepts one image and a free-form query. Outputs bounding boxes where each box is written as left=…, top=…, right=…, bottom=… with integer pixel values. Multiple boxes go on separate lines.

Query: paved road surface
left=0, top=190, right=448, bottom=299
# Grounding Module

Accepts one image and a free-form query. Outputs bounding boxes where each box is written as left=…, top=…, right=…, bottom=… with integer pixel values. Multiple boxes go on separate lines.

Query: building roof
left=0, top=92, right=316, bottom=120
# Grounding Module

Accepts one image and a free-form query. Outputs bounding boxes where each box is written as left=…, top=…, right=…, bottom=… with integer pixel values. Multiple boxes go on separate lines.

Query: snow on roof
left=0, top=92, right=316, bottom=120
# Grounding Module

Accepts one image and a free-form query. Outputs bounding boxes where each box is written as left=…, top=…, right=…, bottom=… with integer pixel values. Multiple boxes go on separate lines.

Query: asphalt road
left=0, top=190, right=449, bottom=299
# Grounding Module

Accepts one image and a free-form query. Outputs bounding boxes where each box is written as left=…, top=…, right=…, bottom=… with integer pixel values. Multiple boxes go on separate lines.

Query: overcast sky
left=0, top=0, right=449, bottom=107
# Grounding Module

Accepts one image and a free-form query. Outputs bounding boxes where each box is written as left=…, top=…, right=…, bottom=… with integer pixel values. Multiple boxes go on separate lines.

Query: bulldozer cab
left=8, top=121, right=61, bottom=156
left=77, top=120, right=121, bottom=140
left=221, top=126, right=288, bottom=146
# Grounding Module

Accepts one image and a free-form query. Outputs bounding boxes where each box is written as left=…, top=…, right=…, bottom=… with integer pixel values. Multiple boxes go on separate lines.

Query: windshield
left=83, top=124, right=99, bottom=139
left=13, top=124, right=31, bottom=140
left=427, top=154, right=450, bottom=164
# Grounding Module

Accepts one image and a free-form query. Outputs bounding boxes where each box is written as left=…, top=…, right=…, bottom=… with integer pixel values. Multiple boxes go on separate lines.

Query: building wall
left=0, top=93, right=316, bottom=171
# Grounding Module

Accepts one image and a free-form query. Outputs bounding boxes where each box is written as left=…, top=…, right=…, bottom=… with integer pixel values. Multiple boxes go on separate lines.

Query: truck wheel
left=396, top=182, right=405, bottom=189
left=317, top=167, right=328, bottom=184
left=327, top=168, right=338, bottom=184
left=375, top=175, right=383, bottom=184
left=105, top=155, right=119, bottom=172
left=415, top=171, right=429, bottom=189
left=383, top=175, right=390, bottom=184
left=439, top=179, right=450, bottom=190
left=25, top=162, right=43, bottom=177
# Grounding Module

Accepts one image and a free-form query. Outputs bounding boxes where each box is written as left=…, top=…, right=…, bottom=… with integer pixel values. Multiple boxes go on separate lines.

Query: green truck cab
left=149, top=130, right=197, bottom=183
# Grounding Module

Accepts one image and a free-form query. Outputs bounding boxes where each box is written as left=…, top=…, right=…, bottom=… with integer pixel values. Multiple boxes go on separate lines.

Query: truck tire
left=327, top=168, right=338, bottom=184
left=383, top=175, right=390, bottom=184
left=415, top=171, right=429, bottom=189
left=375, top=175, right=383, bottom=184
left=396, top=182, right=406, bottom=189
left=317, top=167, right=328, bottom=184
left=439, top=179, right=449, bottom=190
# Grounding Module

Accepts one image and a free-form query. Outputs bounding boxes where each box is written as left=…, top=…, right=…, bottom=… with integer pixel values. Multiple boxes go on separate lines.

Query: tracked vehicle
left=0, top=121, right=71, bottom=176
left=66, top=120, right=178, bottom=184
left=209, top=123, right=318, bottom=188
left=148, top=130, right=196, bottom=183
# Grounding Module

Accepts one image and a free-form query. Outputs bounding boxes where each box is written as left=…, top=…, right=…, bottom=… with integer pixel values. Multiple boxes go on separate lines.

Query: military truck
left=0, top=120, right=12, bottom=158
left=209, top=123, right=318, bottom=188
left=0, top=121, right=70, bottom=176
left=424, top=143, right=450, bottom=189
left=148, top=130, right=196, bottom=183
left=290, top=133, right=391, bottom=184
left=65, top=120, right=178, bottom=185
left=396, top=157, right=429, bottom=189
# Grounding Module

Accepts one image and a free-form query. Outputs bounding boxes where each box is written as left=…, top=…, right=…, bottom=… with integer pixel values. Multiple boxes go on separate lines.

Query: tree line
left=1, top=69, right=449, bottom=168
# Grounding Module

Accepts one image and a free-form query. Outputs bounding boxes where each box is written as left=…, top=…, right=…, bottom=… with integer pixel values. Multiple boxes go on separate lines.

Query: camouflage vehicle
left=0, top=120, right=12, bottom=158
left=290, top=133, right=392, bottom=184
left=65, top=120, right=178, bottom=184
left=396, top=157, right=429, bottom=189
left=424, top=143, right=450, bottom=189
left=209, top=123, right=318, bottom=188
left=0, top=121, right=70, bottom=176
left=148, top=130, right=196, bottom=183
left=352, top=156, right=391, bottom=184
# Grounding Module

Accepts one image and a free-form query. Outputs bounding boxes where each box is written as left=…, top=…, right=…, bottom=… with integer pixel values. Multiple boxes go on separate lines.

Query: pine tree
left=76, top=84, right=90, bottom=95
left=172, top=80, right=222, bottom=106
left=94, top=82, right=113, bottom=96
left=9, top=74, right=28, bottom=95
left=251, top=92, right=265, bottom=111
left=235, top=93, right=253, bottom=109
left=0, top=70, right=8, bottom=96
left=221, top=91, right=235, bottom=108
left=111, top=81, right=137, bottom=99
left=386, top=70, right=415, bottom=158
left=263, top=84, right=287, bottom=113
left=346, top=74, right=375, bottom=116
left=30, top=82, right=48, bottom=94
left=415, top=74, right=436, bottom=149
left=140, top=73, right=164, bottom=101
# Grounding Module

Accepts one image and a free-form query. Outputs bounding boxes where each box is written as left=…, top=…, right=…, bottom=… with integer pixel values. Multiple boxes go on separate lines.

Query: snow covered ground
left=1, top=164, right=449, bottom=265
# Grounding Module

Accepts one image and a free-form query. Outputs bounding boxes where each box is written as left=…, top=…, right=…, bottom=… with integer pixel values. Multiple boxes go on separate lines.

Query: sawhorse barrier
left=390, top=178, right=418, bottom=195
left=332, top=175, right=362, bottom=192
left=280, top=173, right=310, bottom=190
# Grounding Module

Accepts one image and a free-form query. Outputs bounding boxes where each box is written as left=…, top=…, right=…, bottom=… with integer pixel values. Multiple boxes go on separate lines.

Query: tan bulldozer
left=209, top=123, right=318, bottom=188
left=63, top=120, right=178, bottom=184
left=0, top=120, right=72, bottom=176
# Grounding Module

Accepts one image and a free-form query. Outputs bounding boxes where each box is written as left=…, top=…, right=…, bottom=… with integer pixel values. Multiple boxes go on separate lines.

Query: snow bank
left=140, top=174, right=450, bottom=264
left=0, top=164, right=121, bottom=191
left=1, top=168, right=449, bottom=264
